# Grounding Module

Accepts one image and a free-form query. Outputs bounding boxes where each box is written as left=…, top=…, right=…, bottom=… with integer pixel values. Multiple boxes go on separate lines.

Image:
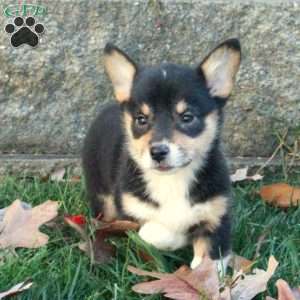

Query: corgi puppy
left=82, top=39, right=241, bottom=270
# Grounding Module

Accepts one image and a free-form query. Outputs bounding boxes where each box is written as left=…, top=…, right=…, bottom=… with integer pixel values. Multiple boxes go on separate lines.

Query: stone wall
left=0, top=1, right=299, bottom=169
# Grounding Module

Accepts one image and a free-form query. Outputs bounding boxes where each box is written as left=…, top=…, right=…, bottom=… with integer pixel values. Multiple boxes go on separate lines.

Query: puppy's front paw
left=190, top=255, right=203, bottom=269
left=139, top=222, right=186, bottom=250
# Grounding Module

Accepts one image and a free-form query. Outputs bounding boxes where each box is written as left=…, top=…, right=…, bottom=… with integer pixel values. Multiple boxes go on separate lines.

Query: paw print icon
left=5, top=16, right=44, bottom=48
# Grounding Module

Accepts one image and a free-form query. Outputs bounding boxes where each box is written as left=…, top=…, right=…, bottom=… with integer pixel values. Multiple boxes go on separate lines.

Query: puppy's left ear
left=104, top=43, right=137, bottom=103
left=199, top=39, right=241, bottom=99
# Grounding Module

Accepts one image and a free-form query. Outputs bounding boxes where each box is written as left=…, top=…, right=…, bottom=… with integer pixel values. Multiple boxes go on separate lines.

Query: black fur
left=82, top=40, right=241, bottom=263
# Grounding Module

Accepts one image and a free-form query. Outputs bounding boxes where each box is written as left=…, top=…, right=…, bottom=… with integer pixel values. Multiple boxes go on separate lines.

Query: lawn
left=0, top=169, right=299, bottom=300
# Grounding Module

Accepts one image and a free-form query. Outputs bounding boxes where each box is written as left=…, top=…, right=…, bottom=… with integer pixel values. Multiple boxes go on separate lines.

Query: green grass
left=0, top=169, right=299, bottom=300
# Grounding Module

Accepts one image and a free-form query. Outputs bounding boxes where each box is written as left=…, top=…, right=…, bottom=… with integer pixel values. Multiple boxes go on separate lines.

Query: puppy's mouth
left=153, top=160, right=192, bottom=172
left=156, top=164, right=173, bottom=172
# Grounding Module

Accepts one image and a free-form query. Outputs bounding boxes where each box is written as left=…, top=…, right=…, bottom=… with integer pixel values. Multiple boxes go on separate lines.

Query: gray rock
left=0, top=0, right=299, bottom=158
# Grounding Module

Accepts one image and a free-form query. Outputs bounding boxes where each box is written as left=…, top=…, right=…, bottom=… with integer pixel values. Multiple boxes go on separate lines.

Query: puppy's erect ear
left=199, top=39, right=241, bottom=99
left=104, top=43, right=137, bottom=102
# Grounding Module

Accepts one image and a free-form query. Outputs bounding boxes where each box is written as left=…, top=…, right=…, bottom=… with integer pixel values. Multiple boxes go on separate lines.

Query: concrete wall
left=0, top=0, right=299, bottom=173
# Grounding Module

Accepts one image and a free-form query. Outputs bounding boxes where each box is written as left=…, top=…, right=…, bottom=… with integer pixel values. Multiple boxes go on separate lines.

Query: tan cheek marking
left=135, top=131, right=153, bottom=155
left=193, top=238, right=211, bottom=259
left=123, top=111, right=152, bottom=156
left=176, top=100, right=187, bottom=114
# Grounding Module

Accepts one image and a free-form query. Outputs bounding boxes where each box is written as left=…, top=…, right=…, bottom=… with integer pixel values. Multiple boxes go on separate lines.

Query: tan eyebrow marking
left=176, top=100, right=187, bottom=114
left=141, top=103, right=151, bottom=116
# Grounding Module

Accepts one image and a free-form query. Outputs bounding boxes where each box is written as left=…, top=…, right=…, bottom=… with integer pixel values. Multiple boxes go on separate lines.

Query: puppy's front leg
left=191, top=236, right=231, bottom=275
left=139, top=221, right=186, bottom=250
left=190, top=237, right=211, bottom=269
left=190, top=214, right=232, bottom=274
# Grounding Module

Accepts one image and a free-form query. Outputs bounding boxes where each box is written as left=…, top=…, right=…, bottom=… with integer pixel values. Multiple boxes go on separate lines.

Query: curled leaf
left=231, top=167, right=263, bottom=183
left=231, top=256, right=278, bottom=300
left=65, top=217, right=139, bottom=264
left=260, top=183, right=300, bottom=208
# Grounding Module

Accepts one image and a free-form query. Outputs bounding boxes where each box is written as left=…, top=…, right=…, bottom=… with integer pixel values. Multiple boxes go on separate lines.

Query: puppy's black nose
left=150, top=144, right=169, bottom=162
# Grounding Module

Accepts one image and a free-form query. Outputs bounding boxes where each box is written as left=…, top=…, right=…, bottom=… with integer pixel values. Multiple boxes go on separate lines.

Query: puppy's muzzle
left=150, top=143, right=169, bottom=163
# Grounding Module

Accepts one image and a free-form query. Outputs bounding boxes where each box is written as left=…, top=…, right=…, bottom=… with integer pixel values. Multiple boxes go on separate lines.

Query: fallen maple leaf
left=266, top=279, right=300, bottom=300
left=0, top=199, right=59, bottom=249
left=0, top=280, right=33, bottom=299
left=231, top=167, right=263, bottom=183
left=65, top=216, right=139, bottom=264
left=0, top=201, right=31, bottom=224
left=260, top=183, right=300, bottom=208
left=231, top=256, right=278, bottom=300
left=128, top=256, right=220, bottom=300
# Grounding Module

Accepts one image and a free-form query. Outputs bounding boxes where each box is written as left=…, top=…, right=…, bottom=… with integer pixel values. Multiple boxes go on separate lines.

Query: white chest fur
left=122, top=167, right=227, bottom=250
left=123, top=163, right=227, bottom=231
left=144, top=168, right=196, bottom=233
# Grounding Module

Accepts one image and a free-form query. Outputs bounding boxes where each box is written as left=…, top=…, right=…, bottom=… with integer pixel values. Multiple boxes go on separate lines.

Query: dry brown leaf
left=90, top=219, right=139, bottom=264
left=221, top=287, right=231, bottom=300
left=137, top=249, right=155, bottom=263
left=129, top=256, right=220, bottom=300
left=266, top=279, right=300, bottom=300
left=69, top=175, right=81, bottom=183
left=65, top=216, right=139, bottom=264
left=0, top=280, right=33, bottom=299
left=0, top=200, right=59, bottom=249
left=42, top=169, right=81, bottom=184
left=260, top=183, right=300, bottom=208
left=50, top=168, right=66, bottom=182
left=128, top=265, right=170, bottom=279
left=0, top=202, right=31, bottom=224
left=231, top=256, right=278, bottom=300
left=96, top=219, right=140, bottom=234
left=132, top=277, right=200, bottom=300
left=231, top=167, right=263, bottom=183
left=229, top=254, right=254, bottom=273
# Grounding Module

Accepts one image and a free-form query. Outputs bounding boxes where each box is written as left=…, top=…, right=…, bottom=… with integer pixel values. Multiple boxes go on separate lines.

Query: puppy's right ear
left=104, top=43, right=137, bottom=103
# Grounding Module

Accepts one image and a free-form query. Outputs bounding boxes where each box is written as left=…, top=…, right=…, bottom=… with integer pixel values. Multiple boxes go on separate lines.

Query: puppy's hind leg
left=82, top=150, right=105, bottom=218
left=83, top=171, right=104, bottom=218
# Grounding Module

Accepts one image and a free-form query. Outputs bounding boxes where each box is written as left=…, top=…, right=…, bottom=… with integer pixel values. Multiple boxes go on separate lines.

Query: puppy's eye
left=180, top=112, right=195, bottom=124
left=135, top=114, right=148, bottom=127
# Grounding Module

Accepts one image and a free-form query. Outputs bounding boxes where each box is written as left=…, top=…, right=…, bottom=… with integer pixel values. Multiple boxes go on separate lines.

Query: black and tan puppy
left=82, top=40, right=241, bottom=270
